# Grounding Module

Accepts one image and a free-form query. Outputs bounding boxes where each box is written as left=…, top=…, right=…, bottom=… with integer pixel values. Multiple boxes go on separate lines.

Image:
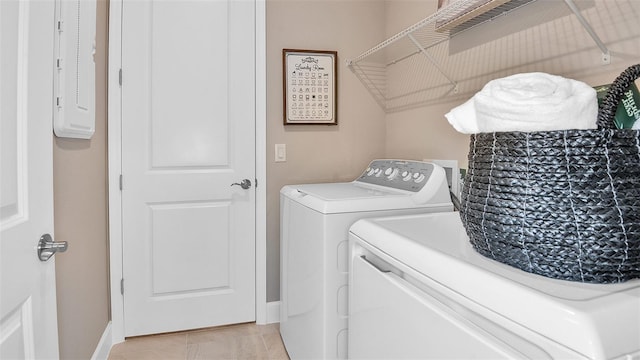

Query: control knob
left=384, top=168, right=399, bottom=180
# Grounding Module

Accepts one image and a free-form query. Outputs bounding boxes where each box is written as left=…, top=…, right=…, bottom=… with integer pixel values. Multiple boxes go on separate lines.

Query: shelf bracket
left=563, top=0, right=610, bottom=65
left=407, top=33, right=458, bottom=94
left=347, top=60, right=389, bottom=111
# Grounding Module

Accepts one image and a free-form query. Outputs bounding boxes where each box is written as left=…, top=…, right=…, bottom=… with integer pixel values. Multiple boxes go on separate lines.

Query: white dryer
left=349, top=212, right=640, bottom=359
left=279, top=159, right=453, bottom=360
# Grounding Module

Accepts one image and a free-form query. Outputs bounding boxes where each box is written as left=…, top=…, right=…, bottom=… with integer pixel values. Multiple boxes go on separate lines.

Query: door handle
left=231, top=179, right=252, bottom=189
left=360, top=255, right=391, bottom=273
left=37, top=233, right=68, bottom=262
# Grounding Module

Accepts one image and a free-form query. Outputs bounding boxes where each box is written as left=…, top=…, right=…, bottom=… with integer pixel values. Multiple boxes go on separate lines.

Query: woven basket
left=459, top=64, right=640, bottom=283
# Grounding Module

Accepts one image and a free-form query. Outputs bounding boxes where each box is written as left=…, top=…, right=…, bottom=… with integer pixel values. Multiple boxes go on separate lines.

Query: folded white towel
left=445, top=72, right=598, bottom=134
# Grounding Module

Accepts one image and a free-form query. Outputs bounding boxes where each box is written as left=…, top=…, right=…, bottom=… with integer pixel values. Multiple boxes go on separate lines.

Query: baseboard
left=91, top=321, right=113, bottom=360
left=266, top=301, right=280, bottom=324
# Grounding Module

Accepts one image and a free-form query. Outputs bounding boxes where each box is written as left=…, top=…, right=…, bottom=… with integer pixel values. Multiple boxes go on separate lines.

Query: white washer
left=349, top=212, right=640, bottom=359
left=279, top=159, right=453, bottom=360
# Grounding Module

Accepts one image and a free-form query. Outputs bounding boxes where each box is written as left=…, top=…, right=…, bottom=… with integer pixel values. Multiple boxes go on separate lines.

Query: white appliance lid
left=280, top=183, right=428, bottom=214
left=280, top=159, right=454, bottom=214
left=291, top=182, right=405, bottom=200
left=350, top=212, right=640, bottom=360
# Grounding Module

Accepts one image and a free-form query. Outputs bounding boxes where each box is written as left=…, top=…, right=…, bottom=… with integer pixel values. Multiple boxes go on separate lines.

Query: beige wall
left=266, top=0, right=387, bottom=301
left=381, top=1, right=472, bottom=164
left=53, top=1, right=110, bottom=359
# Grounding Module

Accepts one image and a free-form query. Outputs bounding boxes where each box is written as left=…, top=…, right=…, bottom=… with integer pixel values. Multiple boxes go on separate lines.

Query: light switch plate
left=275, top=144, right=286, bottom=162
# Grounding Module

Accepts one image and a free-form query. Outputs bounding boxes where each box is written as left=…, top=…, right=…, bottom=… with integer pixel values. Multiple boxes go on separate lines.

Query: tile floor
left=108, top=322, right=290, bottom=360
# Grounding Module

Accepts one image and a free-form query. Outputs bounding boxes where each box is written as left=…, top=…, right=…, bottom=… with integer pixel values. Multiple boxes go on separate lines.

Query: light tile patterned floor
left=108, top=322, right=290, bottom=360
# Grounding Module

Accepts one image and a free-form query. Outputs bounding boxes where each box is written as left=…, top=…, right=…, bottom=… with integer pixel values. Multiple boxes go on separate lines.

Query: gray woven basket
left=459, top=65, right=640, bottom=283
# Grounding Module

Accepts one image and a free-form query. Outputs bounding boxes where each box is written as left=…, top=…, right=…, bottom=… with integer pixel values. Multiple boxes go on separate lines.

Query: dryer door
left=348, top=245, right=554, bottom=359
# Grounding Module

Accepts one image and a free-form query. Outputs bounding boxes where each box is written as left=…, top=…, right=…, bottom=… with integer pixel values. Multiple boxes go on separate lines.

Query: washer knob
left=402, top=171, right=412, bottom=181
left=413, top=173, right=426, bottom=183
left=366, top=167, right=375, bottom=176
left=385, top=168, right=399, bottom=180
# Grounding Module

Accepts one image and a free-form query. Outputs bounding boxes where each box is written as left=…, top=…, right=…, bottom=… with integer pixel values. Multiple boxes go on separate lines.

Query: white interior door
left=0, top=1, right=60, bottom=358
left=121, top=0, right=256, bottom=336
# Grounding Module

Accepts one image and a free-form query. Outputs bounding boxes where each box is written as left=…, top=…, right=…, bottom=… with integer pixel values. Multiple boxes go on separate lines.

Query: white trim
left=266, top=301, right=281, bottom=324
left=255, top=0, right=268, bottom=325
left=90, top=322, right=113, bottom=360
left=107, top=0, right=268, bottom=337
left=107, top=0, right=124, bottom=345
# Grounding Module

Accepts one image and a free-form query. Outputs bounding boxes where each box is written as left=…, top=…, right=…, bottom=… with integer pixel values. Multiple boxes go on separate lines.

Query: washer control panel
left=355, top=159, right=435, bottom=192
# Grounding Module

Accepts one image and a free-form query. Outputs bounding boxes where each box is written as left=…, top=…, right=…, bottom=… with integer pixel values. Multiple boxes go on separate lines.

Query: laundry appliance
left=349, top=212, right=640, bottom=359
left=279, top=159, right=453, bottom=359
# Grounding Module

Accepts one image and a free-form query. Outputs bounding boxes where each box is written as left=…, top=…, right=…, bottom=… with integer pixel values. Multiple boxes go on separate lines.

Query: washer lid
left=292, top=182, right=405, bottom=199
left=350, top=212, right=640, bottom=360
left=280, top=183, right=451, bottom=214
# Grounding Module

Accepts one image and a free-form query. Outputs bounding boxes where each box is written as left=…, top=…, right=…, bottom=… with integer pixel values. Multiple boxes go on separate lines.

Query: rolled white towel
left=445, top=72, right=598, bottom=134
left=445, top=97, right=479, bottom=134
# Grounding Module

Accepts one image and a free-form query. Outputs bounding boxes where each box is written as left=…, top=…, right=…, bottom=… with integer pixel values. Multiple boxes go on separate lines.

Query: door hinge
left=120, top=279, right=124, bottom=295
left=57, top=20, right=63, bottom=32
left=255, top=178, right=258, bottom=188
left=119, top=174, right=123, bottom=190
left=119, top=68, right=122, bottom=86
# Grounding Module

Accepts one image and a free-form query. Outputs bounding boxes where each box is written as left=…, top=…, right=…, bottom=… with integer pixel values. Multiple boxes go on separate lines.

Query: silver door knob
left=231, top=179, right=252, bottom=189
left=37, top=233, right=68, bottom=262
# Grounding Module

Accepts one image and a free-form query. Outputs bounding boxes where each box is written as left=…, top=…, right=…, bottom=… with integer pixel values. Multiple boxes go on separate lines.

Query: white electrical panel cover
left=53, top=0, right=97, bottom=139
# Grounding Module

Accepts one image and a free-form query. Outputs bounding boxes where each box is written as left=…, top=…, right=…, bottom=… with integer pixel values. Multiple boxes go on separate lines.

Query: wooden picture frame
left=283, top=49, right=337, bottom=125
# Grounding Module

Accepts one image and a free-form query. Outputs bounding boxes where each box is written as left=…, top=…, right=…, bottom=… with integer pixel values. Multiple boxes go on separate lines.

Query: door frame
left=106, top=0, right=268, bottom=343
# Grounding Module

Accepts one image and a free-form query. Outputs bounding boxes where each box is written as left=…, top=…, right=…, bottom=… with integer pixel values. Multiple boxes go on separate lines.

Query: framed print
left=283, top=49, right=337, bottom=125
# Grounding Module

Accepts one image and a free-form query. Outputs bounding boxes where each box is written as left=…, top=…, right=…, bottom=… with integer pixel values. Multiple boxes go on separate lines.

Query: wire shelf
left=347, top=0, right=624, bottom=113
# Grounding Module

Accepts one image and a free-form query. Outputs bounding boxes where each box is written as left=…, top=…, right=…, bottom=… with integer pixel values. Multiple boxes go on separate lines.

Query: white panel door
left=0, top=1, right=60, bottom=358
left=121, top=0, right=256, bottom=336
